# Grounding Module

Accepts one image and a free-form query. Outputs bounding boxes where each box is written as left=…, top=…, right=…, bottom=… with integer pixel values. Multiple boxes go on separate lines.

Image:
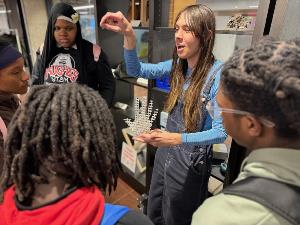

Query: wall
left=97, top=0, right=131, bottom=68
left=270, top=0, right=300, bottom=40
left=0, top=1, right=10, bottom=32
left=169, top=0, right=197, bottom=26
left=21, top=0, right=48, bottom=63
left=197, top=0, right=260, bottom=11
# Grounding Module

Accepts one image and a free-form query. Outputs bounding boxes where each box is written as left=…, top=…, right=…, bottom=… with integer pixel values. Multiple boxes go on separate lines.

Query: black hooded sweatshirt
left=32, top=3, right=115, bottom=107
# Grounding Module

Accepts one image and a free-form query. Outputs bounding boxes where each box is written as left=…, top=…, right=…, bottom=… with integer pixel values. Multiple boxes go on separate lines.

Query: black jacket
left=0, top=93, right=19, bottom=173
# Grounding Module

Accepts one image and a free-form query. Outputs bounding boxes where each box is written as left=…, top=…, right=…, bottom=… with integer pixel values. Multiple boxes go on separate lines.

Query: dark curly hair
left=221, top=37, right=300, bottom=138
left=0, top=83, right=119, bottom=203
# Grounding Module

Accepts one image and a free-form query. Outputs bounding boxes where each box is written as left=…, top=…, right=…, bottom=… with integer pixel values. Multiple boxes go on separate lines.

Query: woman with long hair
left=101, top=4, right=227, bottom=225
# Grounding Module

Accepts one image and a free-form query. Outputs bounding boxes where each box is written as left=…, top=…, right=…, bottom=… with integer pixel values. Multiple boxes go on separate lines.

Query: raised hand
left=100, top=11, right=136, bottom=50
left=100, top=11, right=133, bottom=35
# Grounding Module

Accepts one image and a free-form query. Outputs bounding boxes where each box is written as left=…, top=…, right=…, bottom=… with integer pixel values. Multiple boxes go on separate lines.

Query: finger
left=148, top=133, right=164, bottom=139
left=137, top=133, right=152, bottom=138
left=152, top=128, right=163, bottom=132
left=100, top=18, right=119, bottom=27
left=139, top=137, right=154, bottom=142
left=101, top=23, right=122, bottom=33
left=99, top=13, right=114, bottom=26
left=134, top=133, right=153, bottom=139
left=136, top=136, right=156, bottom=143
left=100, top=13, right=121, bottom=27
left=132, top=137, right=146, bottom=142
left=148, top=142, right=160, bottom=147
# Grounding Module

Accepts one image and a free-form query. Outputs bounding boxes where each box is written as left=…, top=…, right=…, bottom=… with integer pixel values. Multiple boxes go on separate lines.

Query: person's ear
left=244, top=115, right=263, bottom=137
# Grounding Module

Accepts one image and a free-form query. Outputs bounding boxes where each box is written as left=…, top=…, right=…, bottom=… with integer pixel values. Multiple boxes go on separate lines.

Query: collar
left=243, top=147, right=300, bottom=166
left=239, top=147, right=300, bottom=186
left=0, top=185, right=105, bottom=225
left=186, top=67, right=193, bottom=77
left=0, top=93, right=20, bottom=107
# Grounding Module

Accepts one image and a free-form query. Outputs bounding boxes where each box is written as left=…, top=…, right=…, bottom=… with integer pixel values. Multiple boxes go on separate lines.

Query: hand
left=100, top=11, right=133, bottom=36
left=133, top=129, right=182, bottom=147
left=100, top=11, right=136, bottom=49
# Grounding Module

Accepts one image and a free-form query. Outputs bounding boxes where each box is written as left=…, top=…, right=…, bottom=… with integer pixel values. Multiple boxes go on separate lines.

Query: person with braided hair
left=192, top=37, right=300, bottom=225
left=100, top=4, right=227, bottom=225
left=0, top=41, right=29, bottom=175
left=0, top=83, right=153, bottom=225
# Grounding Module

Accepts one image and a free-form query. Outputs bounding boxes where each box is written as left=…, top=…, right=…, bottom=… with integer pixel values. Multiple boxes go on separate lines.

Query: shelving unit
left=129, top=0, right=149, bottom=27
left=112, top=77, right=149, bottom=194
left=216, top=30, right=254, bottom=35
left=213, top=8, right=257, bottom=13
left=204, top=0, right=262, bottom=63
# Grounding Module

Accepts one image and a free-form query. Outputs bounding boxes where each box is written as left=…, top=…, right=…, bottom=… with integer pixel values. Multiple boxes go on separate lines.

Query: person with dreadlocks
left=192, top=37, right=300, bottom=225
left=32, top=2, right=115, bottom=107
left=0, top=41, right=29, bottom=174
left=100, top=4, right=227, bottom=225
left=0, top=83, right=153, bottom=225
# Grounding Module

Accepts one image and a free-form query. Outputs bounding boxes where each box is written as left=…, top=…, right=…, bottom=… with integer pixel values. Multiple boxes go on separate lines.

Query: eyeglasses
left=206, top=100, right=275, bottom=127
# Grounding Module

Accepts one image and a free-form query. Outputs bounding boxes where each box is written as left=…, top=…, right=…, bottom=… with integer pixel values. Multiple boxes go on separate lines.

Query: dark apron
left=147, top=65, right=221, bottom=225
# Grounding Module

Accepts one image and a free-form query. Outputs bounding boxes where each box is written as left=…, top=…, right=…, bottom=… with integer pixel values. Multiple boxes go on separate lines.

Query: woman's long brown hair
left=164, top=4, right=216, bottom=132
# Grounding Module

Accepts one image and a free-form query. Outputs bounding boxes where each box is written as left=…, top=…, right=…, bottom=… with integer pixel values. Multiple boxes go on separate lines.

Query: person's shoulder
left=81, top=39, right=101, bottom=50
left=81, top=40, right=103, bottom=61
left=211, top=59, right=224, bottom=72
left=192, top=193, right=280, bottom=225
left=117, top=210, right=153, bottom=225
left=81, top=39, right=93, bottom=51
left=102, top=204, right=153, bottom=225
left=210, top=60, right=224, bottom=85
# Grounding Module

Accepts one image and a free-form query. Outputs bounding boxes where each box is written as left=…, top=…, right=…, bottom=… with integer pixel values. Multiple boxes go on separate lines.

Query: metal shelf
left=213, top=8, right=257, bottom=14
left=118, top=77, right=148, bottom=88
left=216, top=30, right=254, bottom=35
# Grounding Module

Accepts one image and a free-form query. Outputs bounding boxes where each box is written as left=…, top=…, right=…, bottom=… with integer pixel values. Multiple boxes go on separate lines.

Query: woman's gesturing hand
left=100, top=11, right=133, bottom=36
left=133, top=129, right=182, bottom=147
left=100, top=11, right=136, bottom=49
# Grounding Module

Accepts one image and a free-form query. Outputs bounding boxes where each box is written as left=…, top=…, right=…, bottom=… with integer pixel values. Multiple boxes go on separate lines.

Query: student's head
left=0, top=42, right=29, bottom=94
left=48, top=3, right=81, bottom=48
left=174, top=4, right=215, bottom=67
left=215, top=37, right=300, bottom=149
left=165, top=4, right=216, bottom=132
left=0, top=83, right=119, bottom=203
left=54, top=18, right=78, bottom=48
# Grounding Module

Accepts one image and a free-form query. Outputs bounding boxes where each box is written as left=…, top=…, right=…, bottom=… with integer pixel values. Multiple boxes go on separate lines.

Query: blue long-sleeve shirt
left=124, top=48, right=227, bottom=145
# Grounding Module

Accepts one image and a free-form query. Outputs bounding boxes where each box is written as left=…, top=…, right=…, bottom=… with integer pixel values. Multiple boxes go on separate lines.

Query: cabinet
left=112, top=77, right=149, bottom=194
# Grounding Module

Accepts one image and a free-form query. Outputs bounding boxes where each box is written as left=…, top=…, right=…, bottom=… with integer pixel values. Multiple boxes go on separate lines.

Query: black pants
left=147, top=145, right=212, bottom=225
